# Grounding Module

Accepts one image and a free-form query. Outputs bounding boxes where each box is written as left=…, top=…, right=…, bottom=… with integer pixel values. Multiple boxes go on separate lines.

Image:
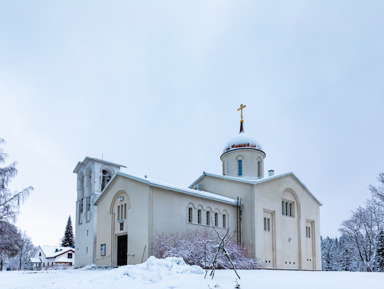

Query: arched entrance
left=110, top=191, right=130, bottom=266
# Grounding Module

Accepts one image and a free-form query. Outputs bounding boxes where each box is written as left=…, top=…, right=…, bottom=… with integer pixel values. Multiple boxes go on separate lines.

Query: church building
left=74, top=105, right=322, bottom=270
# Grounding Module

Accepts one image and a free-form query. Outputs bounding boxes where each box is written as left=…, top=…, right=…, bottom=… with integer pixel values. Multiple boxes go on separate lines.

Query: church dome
left=223, top=131, right=263, bottom=154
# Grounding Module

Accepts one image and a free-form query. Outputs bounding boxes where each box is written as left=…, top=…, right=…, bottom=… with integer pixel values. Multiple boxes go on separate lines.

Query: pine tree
left=374, top=230, right=384, bottom=272
left=61, top=216, right=75, bottom=247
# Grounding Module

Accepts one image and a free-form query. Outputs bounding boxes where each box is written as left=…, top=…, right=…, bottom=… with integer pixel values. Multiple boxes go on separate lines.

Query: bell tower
left=73, top=156, right=126, bottom=267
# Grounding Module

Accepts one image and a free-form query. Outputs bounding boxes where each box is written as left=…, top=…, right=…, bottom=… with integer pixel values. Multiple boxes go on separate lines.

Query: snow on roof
left=40, top=246, right=74, bottom=258
left=96, top=172, right=237, bottom=206
left=30, top=258, right=41, bottom=263
left=189, top=171, right=322, bottom=206
left=223, top=131, right=263, bottom=154
left=149, top=178, right=237, bottom=205
left=73, top=156, right=126, bottom=173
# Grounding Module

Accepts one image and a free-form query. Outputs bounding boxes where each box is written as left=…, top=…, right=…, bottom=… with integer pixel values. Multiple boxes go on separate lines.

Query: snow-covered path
left=1, top=257, right=383, bottom=289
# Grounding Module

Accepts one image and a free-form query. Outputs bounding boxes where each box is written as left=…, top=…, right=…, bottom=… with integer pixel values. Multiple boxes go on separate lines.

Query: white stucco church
left=74, top=105, right=322, bottom=270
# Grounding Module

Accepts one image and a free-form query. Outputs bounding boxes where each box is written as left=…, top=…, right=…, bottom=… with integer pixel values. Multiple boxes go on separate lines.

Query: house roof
left=189, top=171, right=322, bottom=206
left=95, top=172, right=238, bottom=206
left=39, top=245, right=74, bottom=258
left=73, top=156, right=126, bottom=173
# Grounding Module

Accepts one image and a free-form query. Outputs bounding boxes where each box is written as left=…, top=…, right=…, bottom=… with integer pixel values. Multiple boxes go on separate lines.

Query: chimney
left=268, top=170, right=275, bottom=177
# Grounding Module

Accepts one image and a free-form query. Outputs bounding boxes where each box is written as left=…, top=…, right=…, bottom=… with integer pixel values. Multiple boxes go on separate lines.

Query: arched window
left=85, top=168, right=92, bottom=197
left=78, top=172, right=84, bottom=200
left=206, top=211, right=211, bottom=226
left=101, top=169, right=113, bottom=191
left=188, top=207, right=193, bottom=223
left=238, top=160, right=243, bottom=176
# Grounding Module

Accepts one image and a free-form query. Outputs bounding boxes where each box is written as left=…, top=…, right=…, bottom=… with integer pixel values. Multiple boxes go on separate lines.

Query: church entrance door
left=117, top=234, right=127, bottom=266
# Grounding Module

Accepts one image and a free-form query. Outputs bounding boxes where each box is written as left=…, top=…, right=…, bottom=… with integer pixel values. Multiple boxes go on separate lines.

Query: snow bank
left=116, top=257, right=203, bottom=284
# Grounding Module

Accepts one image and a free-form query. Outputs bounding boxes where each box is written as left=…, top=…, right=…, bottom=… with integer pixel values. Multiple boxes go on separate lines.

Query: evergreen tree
left=339, top=235, right=355, bottom=271
left=61, top=216, right=75, bottom=247
left=374, top=230, right=384, bottom=271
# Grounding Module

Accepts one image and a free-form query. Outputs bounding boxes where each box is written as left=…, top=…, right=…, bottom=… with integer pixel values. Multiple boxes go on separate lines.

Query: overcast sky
left=1, top=1, right=383, bottom=246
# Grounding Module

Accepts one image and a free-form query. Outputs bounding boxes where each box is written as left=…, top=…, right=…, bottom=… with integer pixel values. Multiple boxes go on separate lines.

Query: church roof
left=189, top=171, right=322, bottom=206
left=73, top=156, right=126, bottom=173
left=222, top=131, right=263, bottom=154
left=95, top=172, right=238, bottom=206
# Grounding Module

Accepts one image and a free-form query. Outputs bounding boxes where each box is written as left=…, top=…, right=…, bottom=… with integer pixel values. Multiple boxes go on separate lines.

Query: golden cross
left=237, top=104, right=246, bottom=122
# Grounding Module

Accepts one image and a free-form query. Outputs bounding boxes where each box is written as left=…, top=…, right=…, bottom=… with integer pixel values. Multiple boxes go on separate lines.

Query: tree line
left=322, top=173, right=384, bottom=272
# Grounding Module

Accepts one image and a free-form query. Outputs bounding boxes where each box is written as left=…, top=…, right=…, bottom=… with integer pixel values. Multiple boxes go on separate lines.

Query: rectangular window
left=214, top=213, right=218, bottom=227
left=206, top=211, right=210, bottom=226
left=306, top=226, right=311, bottom=238
left=86, top=197, right=91, bottom=211
left=120, top=222, right=124, bottom=231
left=124, top=203, right=127, bottom=219
left=264, top=217, right=267, bottom=231
left=100, top=244, right=106, bottom=256
left=68, top=253, right=73, bottom=259
left=264, top=217, right=271, bottom=232
left=285, top=202, right=288, bottom=216
left=282, top=201, right=294, bottom=217
left=118, top=205, right=121, bottom=220
left=238, top=160, right=243, bottom=176
left=223, top=214, right=226, bottom=228
left=79, top=200, right=84, bottom=213
left=188, top=207, right=193, bottom=223
left=197, top=209, right=202, bottom=224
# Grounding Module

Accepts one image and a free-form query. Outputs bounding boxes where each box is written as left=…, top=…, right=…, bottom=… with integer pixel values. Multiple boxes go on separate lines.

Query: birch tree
left=0, top=139, right=33, bottom=221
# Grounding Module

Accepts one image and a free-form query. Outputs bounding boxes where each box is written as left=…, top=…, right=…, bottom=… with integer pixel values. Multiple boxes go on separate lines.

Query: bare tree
left=0, top=139, right=33, bottom=222
left=370, top=173, right=384, bottom=204
left=205, top=227, right=240, bottom=280
left=17, top=232, right=35, bottom=270
left=339, top=200, right=383, bottom=272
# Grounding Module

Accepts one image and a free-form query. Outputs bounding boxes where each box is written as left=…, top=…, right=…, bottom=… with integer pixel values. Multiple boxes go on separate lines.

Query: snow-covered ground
left=1, top=257, right=384, bottom=289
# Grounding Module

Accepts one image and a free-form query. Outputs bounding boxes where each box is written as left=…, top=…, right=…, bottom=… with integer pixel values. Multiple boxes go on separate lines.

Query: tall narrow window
left=79, top=200, right=84, bottom=214
left=124, top=203, right=127, bottom=219
left=258, top=160, right=261, bottom=178
left=285, top=202, right=288, bottom=216
left=188, top=207, right=193, bottom=223
left=197, top=209, right=202, bottom=224
left=264, top=217, right=271, bottom=232
left=206, top=211, right=210, bottom=226
left=306, top=226, right=311, bottom=238
left=223, top=214, right=226, bottom=228
left=264, top=217, right=267, bottom=231
left=238, top=160, right=243, bottom=176
left=101, top=169, right=112, bottom=191
left=214, top=213, right=218, bottom=227
left=86, top=197, right=91, bottom=211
